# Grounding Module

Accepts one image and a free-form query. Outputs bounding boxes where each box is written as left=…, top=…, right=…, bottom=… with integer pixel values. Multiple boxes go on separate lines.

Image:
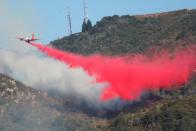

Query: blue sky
left=1, top=0, right=196, bottom=44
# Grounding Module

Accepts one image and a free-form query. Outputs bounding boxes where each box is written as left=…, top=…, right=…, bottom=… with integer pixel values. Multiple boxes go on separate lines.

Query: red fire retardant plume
left=30, top=43, right=196, bottom=101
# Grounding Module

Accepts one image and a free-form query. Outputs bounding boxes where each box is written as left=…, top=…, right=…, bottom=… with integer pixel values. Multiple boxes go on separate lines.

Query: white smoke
left=0, top=1, right=116, bottom=108
left=0, top=49, right=105, bottom=103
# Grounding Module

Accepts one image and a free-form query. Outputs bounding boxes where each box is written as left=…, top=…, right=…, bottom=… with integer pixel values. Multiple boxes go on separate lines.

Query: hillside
left=51, top=9, right=196, bottom=55
left=0, top=73, right=65, bottom=131
left=50, top=9, right=196, bottom=131
left=1, top=9, right=196, bottom=131
left=0, top=73, right=107, bottom=131
left=105, top=95, right=196, bottom=131
left=0, top=73, right=195, bottom=130
left=104, top=76, right=196, bottom=131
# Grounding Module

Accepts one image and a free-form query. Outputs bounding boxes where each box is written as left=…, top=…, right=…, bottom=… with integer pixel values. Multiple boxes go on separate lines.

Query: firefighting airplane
left=16, top=34, right=39, bottom=43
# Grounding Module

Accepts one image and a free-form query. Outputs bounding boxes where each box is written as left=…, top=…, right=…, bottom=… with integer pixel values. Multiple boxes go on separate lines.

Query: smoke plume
left=0, top=49, right=104, bottom=103
left=30, top=43, right=196, bottom=101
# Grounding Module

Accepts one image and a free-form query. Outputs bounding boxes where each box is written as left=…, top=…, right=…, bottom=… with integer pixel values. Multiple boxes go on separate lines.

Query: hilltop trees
left=82, top=19, right=92, bottom=32
left=52, top=9, right=196, bottom=55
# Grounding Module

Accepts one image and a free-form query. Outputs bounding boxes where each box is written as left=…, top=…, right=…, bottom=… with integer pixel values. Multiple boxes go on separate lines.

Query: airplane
left=16, top=34, right=39, bottom=43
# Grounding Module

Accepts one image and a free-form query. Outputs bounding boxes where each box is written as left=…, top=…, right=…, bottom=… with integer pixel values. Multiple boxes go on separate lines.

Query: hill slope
left=0, top=73, right=195, bottom=130
left=51, top=9, right=196, bottom=55
left=50, top=9, right=196, bottom=131
left=1, top=9, right=196, bottom=131
left=105, top=95, right=196, bottom=131
left=0, top=73, right=107, bottom=131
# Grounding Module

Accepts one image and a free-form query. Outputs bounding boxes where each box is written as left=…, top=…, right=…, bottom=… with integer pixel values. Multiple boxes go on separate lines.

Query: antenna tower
left=66, top=7, right=72, bottom=35
left=83, top=0, right=88, bottom=23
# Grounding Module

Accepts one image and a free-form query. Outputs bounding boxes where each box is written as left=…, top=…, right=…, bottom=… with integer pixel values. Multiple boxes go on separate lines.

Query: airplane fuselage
left=17, top=34, right=39, bottom=44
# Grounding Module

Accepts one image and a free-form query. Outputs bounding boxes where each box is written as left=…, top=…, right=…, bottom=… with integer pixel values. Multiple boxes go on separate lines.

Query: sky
left=1, top=0, right=196, bottom=45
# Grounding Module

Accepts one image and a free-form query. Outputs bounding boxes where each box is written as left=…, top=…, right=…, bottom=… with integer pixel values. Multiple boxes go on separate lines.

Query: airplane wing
left=16, top=34, right=40, bottom=43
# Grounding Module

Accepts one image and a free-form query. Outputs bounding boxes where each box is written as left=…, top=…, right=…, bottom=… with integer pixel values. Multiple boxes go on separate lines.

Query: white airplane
left=16, top=34, right=39, bottom=43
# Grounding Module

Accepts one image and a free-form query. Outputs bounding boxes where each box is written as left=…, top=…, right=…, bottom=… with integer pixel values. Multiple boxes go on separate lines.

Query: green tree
left=82, top=19, right=92, bottom=32
left=87, top=19, right=92, bottom=30
left=82, top=20, right=87, bottom=32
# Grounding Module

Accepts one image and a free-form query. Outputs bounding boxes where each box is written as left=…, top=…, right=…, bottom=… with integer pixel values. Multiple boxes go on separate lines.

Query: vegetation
left=0, top=74, right=106, bottom=131
left=51, top=9, right=196, bottom=55
left=50, top=9, right=196, bottom=131
left=1, top=9, right=196, bottom=130
left=106, top=96, right=196, bottom=131
left=82, top=19, right=93, bottom=32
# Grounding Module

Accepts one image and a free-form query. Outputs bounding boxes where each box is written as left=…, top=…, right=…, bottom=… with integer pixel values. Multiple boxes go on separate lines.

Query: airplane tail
left=32, top=34, right=35, bottom=40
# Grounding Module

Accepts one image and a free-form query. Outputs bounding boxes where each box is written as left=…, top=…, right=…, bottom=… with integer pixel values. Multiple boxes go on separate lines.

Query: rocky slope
left=0, top=73, right=107, bottom=131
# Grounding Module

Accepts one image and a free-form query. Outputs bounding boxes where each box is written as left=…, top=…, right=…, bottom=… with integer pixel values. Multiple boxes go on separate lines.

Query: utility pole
left=83, top=0, right=88, bottom=24
left=66, top=7, right=72, bottom=35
